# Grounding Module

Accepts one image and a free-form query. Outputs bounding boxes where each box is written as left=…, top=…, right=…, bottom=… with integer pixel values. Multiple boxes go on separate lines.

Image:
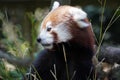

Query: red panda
left=37, top=3, right=94, bottom=51
left=25, top=1, right=95, bottom=80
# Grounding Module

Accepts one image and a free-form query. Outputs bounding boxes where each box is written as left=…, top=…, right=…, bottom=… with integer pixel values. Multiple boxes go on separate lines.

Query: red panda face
left=37, top=5, right=92, bottom=49
left=38, top=20, right=73, bottom=49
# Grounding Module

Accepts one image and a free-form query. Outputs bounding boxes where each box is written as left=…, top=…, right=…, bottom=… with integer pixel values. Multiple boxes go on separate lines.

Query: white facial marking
left=46, top=21, right=52, bottom=28
left=69, top=7, right=90, bottom=28
left=53, top=23, right=72, bottom=43
left=39, top=29, right=54, bottom=44
left=38, top=21, right=54, bottom=49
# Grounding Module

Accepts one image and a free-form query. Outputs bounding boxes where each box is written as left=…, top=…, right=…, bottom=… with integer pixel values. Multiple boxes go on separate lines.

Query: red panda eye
left=47, top=27, right=52, bottom=32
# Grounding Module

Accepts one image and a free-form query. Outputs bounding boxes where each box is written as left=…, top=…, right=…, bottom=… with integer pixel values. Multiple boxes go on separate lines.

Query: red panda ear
left=51, top=1, right=60, bottom=11
left=69, top=7, right=91, bottom=28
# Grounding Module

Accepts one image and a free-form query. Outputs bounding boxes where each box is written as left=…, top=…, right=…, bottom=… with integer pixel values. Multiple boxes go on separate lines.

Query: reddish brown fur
left=51, top=31, right=58, bottom=43
left=66, top=17, right=95, bottom=51
left=42, top=6, right=72, bottom=29
left=41, top=5, right=95, bottom=51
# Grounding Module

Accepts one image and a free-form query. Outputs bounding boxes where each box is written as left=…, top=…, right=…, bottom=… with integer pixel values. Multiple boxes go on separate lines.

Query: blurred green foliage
left=0, top=7, right=48, bottom=79
left=0, top=9, right=41, bottom=79
left=83, top=5, right=120, bottom=45
left=0, top=59, right=22, bottom=80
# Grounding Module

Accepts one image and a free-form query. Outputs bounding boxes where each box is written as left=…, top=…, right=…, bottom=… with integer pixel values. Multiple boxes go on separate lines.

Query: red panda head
left=37, top=1, right=94, bottom=50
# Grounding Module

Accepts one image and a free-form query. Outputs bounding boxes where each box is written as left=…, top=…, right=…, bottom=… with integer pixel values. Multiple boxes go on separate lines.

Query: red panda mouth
left=41, top=43, right=54, bottom=49
left=41, top=43, right=51, bottom=47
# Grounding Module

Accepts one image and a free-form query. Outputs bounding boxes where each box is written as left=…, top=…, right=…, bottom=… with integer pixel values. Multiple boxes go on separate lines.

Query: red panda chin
left=42, top=43, right=53, bottom=49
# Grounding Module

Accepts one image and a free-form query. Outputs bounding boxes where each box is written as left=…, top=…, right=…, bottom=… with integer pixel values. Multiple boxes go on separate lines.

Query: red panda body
left=25, top=1, right=95, bottom=80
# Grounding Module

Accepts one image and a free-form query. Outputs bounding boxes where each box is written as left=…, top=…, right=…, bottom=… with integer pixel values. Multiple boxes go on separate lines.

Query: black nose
left=37, top=38, right=41, bottom=43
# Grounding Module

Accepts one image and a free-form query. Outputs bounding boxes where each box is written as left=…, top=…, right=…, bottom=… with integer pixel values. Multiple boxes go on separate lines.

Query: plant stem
left=99, top=0, right=106, bottom=42
left=62, top=45, right=70, bottom=80
left=96, top=6, right=120, bottom=55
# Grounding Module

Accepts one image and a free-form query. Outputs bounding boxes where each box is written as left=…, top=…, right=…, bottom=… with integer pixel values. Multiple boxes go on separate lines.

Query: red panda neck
left=51, top=42, right=94, bottom=61
left=71, top=28, right=94, bottom=52
left=66, top=18, right=95, bottom=52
